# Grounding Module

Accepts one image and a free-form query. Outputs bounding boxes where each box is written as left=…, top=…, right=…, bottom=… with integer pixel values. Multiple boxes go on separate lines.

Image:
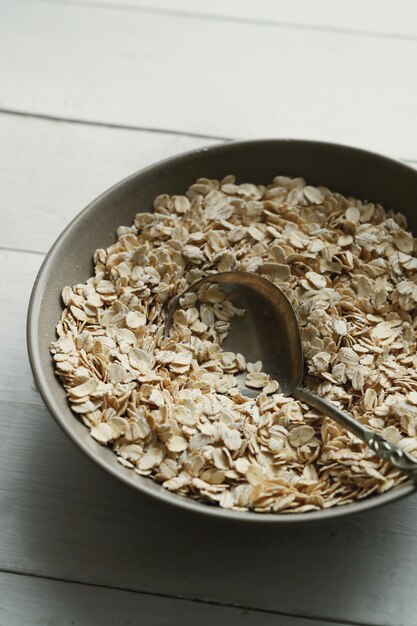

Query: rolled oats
left=50, top=174, right=417, bottom=514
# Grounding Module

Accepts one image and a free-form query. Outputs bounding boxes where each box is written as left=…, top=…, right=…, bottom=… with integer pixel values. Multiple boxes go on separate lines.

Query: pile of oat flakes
left=50, top=175, right=417, bottom=513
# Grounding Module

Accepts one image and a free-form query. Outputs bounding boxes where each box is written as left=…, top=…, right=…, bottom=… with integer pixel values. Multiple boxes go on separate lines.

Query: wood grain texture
left=0, top=113, right=217, bottom=253
left=1, top=2, right=417, bottom=158
left=2, top=572, right=341, bottom=626
left=1, top=248, right=417, bottom=626
left=50, top=0, right=417, bottom=38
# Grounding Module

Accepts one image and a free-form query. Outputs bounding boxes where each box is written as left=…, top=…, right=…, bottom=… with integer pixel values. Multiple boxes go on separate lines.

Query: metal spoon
left=166, top=271, right=417, bottom=482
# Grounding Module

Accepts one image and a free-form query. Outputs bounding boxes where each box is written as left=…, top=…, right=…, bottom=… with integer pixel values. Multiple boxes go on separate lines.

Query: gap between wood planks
left=23, top=0, right=417, bottom=43
left=0, top=567, right=368, bottom=626
left=0, top=107, right=231, bottom=142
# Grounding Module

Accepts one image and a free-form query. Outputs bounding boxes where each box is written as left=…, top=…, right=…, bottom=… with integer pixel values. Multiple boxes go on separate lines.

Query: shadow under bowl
left=27, top=139, right=417, bottom=523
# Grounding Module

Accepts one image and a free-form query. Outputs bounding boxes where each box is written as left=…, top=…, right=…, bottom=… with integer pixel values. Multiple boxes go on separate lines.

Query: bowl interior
left=28, top=139, right=417, bottom=522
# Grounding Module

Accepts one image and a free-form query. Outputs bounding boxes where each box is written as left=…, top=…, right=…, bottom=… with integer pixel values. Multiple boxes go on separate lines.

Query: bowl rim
left=27, top=137, right=417, bottom=523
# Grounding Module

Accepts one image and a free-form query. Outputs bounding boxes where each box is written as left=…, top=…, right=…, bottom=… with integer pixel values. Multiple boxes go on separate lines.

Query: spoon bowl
left=166, top=271, right=303, bottom=395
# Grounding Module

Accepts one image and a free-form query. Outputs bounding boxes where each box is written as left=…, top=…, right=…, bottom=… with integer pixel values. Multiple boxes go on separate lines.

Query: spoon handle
left=294, top=387, right=417, bottom=482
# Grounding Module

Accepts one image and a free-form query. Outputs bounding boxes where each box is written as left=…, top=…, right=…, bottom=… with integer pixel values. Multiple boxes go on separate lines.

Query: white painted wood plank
left=1, top=572, right=334, bottom=626
left=0, top=114, right=218, bottom=253
left=1, top=248, right=417, bottom=626
left=52, top=0, right=417, bottom=38
left=1, top=3, right=417, bottom=158
left=1, top=113, right=415, bottom=257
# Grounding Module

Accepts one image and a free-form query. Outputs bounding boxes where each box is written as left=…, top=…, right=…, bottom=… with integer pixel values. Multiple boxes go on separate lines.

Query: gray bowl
left=27, top=139, right=417, bottom=523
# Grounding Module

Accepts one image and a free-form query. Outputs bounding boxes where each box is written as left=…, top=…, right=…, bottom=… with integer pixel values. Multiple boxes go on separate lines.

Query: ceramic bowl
left=27, top=139, right=417, bottom=522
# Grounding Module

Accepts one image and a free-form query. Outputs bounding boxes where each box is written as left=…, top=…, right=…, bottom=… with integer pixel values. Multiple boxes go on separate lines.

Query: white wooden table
left=1, top=1, right=417, bottom=624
